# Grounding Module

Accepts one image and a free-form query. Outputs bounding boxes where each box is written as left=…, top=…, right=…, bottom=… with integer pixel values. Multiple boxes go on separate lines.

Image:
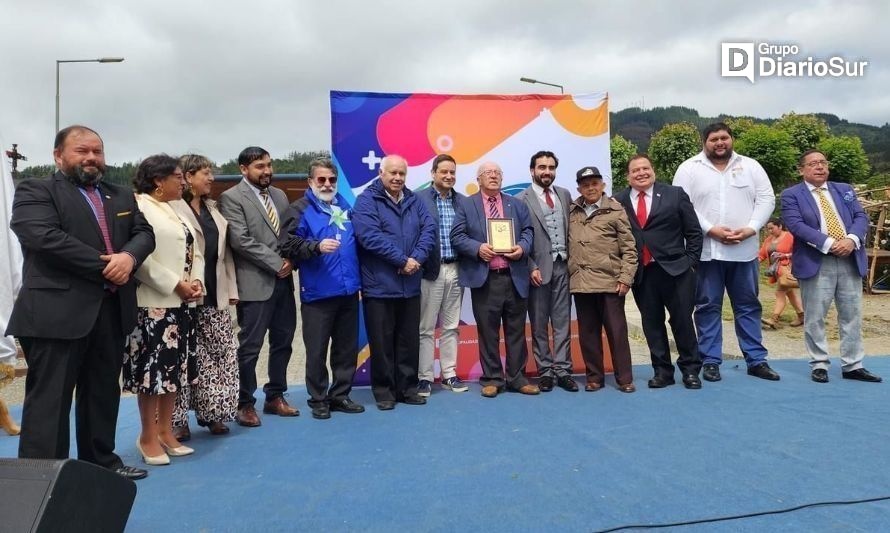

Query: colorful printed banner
left=330, top=91, right=612, bottom=384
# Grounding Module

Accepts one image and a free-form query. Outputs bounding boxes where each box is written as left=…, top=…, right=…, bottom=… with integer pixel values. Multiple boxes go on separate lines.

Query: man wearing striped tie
left=219, top=147, right=299, bottom=426
left=781, top=149, right=881, bottom=384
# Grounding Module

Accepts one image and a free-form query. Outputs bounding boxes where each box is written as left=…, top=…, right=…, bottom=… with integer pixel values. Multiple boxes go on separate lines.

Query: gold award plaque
left=487, top=218, right=515, bottom=253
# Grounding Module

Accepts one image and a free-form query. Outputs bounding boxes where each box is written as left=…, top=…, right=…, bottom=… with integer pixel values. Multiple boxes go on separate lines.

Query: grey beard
left=71, top=165, right=104, bottom=186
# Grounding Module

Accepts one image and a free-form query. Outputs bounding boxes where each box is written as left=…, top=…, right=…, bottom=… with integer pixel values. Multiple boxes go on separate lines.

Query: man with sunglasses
left=280, top=159, right=366, bottom=418
left=781, top=150, right=881, bottom=384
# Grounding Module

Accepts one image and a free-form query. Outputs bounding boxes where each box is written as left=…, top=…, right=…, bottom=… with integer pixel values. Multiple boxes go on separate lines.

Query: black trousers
left=363, top=296, right=420, bottom=403
left=574, top=292, right=634, bottom=386
left=301, top=293, right=359, bottom=407
left=631, top=263, right=701, bottom=377
left=235, top=277, right=296, bottom=408
left=470, top=271, right=530, bottom=389
left=18, top=294, right=124, bottom=469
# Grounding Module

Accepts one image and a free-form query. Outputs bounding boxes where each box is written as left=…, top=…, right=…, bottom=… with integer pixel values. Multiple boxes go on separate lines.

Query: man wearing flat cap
left=567, top=166, right=638, bottom=393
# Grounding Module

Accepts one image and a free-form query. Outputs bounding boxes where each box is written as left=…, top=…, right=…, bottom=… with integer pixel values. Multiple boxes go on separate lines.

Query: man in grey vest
left=517, top=151, right=577, bottom=392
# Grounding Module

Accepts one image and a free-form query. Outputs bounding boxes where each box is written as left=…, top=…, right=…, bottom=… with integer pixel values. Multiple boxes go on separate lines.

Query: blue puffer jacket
left=279, top=189, right=361, bottom=303
left=352, top=179, right=436, bottom=298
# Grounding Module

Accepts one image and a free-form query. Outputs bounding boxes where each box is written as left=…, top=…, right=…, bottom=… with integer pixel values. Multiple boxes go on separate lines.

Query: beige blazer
left=170, top=198, right=238, bottom=310
left=135, top=194, right=205, bottom=308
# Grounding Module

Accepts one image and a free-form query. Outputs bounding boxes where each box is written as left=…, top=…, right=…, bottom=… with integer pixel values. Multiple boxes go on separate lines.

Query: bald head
left=379, top=154, right=408, bottom=197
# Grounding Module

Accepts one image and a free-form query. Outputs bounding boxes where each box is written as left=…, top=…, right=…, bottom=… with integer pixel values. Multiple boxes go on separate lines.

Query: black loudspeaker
left=0, top=458, right=136, bottom=532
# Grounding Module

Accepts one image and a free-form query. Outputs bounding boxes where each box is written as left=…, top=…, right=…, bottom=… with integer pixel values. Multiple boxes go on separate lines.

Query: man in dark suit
left=451, top=161, right=538, bottom=398
left=516, top=151, right=577, bottom=392
left=781, top=149, right=881, bottom=384
left=615, top=154, right=703, bottom=389
left=219, top=146, right=299, bottom=426
left=7, top=125, right=155, bottom=480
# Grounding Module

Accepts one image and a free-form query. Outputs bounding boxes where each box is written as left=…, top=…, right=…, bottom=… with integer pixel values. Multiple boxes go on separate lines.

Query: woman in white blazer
left=125, top=154, right=204, bottom=466
left=170, top=154, right=240, bottom=439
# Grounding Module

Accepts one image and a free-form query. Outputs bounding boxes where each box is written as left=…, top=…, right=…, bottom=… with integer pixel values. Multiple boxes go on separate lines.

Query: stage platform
left=2, top=357, right=890, bottom=532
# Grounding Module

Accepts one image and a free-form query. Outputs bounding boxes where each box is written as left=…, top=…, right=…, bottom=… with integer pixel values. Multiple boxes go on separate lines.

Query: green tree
left=734, top=124, right=798, bottom=189
left=648, top=122, right=700, bottom=180
left=610, top=135, right=638, bottom=191
left=817, top=135, right=870, bottom=184
left=725, top=117, right=757, bottom=138
left=774, top=112, right=830, bottom=154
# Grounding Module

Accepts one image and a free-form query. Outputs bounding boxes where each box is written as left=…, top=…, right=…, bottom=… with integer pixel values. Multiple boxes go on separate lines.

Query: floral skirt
left=173, top=306, right=239, bottom=426
left=124, top=305, right=197, bottom=395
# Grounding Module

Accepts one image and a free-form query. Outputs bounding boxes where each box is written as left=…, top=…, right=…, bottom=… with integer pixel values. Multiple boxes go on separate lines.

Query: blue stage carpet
left=3, top=357, right=890, bottom=532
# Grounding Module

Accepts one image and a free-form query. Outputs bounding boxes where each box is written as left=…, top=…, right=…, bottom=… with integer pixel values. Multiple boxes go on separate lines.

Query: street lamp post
left=519, top=77, right=564, bottom=94
left=55, top=57, right=125, bottom=133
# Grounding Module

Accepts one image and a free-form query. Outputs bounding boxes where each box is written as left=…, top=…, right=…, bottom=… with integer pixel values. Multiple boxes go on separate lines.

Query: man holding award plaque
left=451, top=162, right=538, bottom=398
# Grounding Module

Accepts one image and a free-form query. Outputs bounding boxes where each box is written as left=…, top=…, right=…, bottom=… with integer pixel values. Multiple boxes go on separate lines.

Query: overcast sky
left=1, top=0, right=887, bottom=166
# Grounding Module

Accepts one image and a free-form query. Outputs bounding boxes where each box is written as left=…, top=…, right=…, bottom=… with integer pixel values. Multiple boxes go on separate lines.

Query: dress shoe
left=557, top=375, right=579, bottom=392
left=263, top=396, right=300, bottom=416
left=617, top=382, right=636, bottom=393
left=585, top=381, right=603, bottom=392
left=512, top=384, right=540, bottom=395
left=198, top=419, right=230, bottom=435
left=481, top=385, right=500, bottom=398
left=330, top=398, right=365, bottom=414
left=159, top=439, right=194, bottom=457
left=376, top=400, right=396, bottom=411
left=172, top=425, right=191, bottom=442
left=747, top=363, right=781, bottom=381
left=136, top=439, right=170, bottom=466
left=398, top=394, right=427, bottom=405
left=538, top=376, right=554, bottom=392
left=311, top=404, right=331, bottom=420
left=811, top=368, right=829, bottom=383
left=647, top=375, right=675, bottom=389
left=702, top=363, right=722, bottom=382
left=682, top=374, right=702, bottom=389
left=113, top=465, right=148, bottom=480
left=236, top=405, right=262, bottom=427
left=842, top=368, right=882, bottom=383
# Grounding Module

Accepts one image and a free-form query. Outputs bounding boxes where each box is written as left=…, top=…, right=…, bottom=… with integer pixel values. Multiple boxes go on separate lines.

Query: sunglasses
left=316, top=176, right=338, bottom=184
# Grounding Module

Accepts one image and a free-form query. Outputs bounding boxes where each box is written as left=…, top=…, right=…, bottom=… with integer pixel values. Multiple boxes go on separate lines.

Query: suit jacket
left=6, top=172, right=155, bottom=339
left=780, top=180, right=869, bottom=279
left=171, top=198, right=238, bottom=310
left=614, top=182, right=703, bottom=282
left=417, top=186, right=465, bottom=281
left=515, top=184, right=572, bottom=284
left=450, top=192, right=534, bottom=298
left=218, top=180, right=291, bottom=302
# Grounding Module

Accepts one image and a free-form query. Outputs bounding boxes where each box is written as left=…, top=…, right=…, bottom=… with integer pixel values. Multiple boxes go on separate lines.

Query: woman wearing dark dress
left=171, top=154, right=240, bottom=439
left=126, top=155, right=203, bottom=465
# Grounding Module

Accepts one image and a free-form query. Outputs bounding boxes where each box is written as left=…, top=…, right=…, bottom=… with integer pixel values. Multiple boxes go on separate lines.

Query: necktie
left=814, top=188, right=846, bottom=241
left=636, top=191, right=652, bottom=266
left=544, top=188, right=555, bottom=209
left=84, top=186, right=114, bottom=254
left=260, top=190, right=280, bottom=234
left=487, top=195, right=499, bottom=218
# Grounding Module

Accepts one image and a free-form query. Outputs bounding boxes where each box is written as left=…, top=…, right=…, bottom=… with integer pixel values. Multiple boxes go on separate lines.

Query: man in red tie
left=615, top=155, right=703, bottom=389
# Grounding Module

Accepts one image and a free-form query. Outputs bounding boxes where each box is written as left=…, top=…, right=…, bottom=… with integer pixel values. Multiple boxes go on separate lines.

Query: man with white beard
left=279, top=158, right=365, bottom=419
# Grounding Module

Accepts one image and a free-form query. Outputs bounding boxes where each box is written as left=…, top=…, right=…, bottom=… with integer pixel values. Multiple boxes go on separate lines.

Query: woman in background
left=171, top=154, right=239, bottom=439
left=126, top=155, right=202, bottom=465
left=758, top=217, right=804, bottom=329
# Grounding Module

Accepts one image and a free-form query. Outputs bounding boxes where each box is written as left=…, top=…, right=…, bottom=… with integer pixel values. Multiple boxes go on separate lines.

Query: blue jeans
left=695, top=260, right=768, bottom=367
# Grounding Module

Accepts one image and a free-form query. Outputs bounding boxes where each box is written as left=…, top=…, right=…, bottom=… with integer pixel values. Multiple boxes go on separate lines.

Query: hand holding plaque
left=487, top=218, right=515, bottom=253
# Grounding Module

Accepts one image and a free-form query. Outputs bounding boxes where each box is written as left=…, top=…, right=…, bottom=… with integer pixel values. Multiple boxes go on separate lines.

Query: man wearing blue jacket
left=353, top=155, right=437, bottom=410
left=280, top=158, right=366, bottom=419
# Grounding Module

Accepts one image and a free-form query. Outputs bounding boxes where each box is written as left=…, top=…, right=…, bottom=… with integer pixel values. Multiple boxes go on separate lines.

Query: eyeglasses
left=479, top=169, right=503, bottom=177
left=316, top=176, right=338, bottom=184
left=804, top=159, right=830, bottom=168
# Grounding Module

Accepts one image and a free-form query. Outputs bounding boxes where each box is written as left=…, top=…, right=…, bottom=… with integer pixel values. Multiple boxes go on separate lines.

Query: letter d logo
left=721, top=42, right=755, bottom=83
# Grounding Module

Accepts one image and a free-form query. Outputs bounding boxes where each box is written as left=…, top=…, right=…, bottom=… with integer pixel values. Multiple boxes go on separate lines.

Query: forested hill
left=611, top=106, right=890, bottom=173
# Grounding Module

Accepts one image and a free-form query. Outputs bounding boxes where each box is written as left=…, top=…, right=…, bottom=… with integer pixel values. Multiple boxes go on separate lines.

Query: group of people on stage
left=4, top=120, right=881, bottom=480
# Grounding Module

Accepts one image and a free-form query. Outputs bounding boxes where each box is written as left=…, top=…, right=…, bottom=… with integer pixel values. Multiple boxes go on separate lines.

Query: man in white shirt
left=673, top=123, right=779, bottom=382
